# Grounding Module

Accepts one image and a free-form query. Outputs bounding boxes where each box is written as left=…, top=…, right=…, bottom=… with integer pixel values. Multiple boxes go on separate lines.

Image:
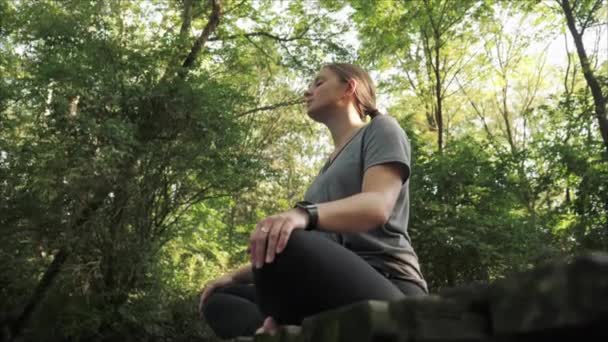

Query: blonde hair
left=323, top=63, right=382, bottom=120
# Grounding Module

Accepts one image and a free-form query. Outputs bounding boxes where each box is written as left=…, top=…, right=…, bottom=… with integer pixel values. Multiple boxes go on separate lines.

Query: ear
left=343, top=79, right=357, bottom=99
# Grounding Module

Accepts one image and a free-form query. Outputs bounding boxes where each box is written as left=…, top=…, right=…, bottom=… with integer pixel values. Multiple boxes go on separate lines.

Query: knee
left=201, top=289, right=265, bottom=339
left=262, top=229, right=310, bottom=270
left=278, top=229, right=308, bottom=257
left=201, top=292, right=237, bottom=339
left=200, top=291, right=223, bottom=325
left=253, top=230, right=320, bottom=287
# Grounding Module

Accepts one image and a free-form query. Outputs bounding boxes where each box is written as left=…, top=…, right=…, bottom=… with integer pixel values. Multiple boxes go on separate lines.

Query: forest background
left=1, top=0, right=606, bottom=340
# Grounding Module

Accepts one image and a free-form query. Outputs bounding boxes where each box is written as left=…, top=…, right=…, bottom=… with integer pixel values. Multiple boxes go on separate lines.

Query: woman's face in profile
left=304, top=67, right=348, bottom=121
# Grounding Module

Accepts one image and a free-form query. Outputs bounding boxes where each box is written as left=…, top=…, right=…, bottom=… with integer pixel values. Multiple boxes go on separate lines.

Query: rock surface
left=227, top=253, right=608, bottom=342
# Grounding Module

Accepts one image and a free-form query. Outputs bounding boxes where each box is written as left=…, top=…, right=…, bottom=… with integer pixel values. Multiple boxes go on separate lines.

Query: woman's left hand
left=249, top=208, right=309, bottom=268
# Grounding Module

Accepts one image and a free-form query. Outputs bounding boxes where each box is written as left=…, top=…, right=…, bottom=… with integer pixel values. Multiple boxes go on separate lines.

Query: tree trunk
left=434, top=39, right=444, bottom=152
left=501, top=84, right=517, bottom=154
left=6, top=181, right=111, bottom=341
left=446, top=258, right=455, bottom=287
left=560, top=0, right=608, bottom=156
left=420, top=29, right=438, bottom=133
left=8, top=249, right=68, bottom=342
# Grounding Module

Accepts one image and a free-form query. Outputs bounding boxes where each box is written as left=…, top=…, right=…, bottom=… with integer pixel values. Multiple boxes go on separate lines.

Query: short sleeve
left=362, top=115, right=411, bottom=183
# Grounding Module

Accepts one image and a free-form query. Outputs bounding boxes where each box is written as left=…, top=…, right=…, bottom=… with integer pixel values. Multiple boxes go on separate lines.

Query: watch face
left=297, top=202, right=313, bottom=209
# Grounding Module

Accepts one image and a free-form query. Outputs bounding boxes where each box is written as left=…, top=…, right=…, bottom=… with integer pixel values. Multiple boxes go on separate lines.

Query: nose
left=303, top=88, right=312, bottom=99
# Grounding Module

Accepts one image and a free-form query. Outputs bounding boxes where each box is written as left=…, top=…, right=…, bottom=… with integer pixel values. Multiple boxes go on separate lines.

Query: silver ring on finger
left=261, top=226, right=269, bottom=233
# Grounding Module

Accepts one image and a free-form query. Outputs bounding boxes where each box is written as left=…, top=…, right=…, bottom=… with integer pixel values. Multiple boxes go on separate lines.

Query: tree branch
left=208, top=28, right=310, bottom=42
left=223, top=0, right=248, bottom=15
left=580, top=0, right=603, bottom=35
left=243, top=34, right=279, bottom=63
left=457, top=78, right=497, bottom=150
left=181, top=0, right=222, bottom=71
left=237, top=99, right=304, bottom=118
left=521, top=45, right=547, bottom=116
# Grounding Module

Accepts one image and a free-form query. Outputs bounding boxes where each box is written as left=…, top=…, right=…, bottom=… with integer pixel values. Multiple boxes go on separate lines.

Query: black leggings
left=202, top=230, right=425, bottom=339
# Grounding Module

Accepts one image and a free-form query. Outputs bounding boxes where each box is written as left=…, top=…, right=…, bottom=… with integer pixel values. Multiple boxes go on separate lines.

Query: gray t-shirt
left=304, top=115, right=427, bottom=292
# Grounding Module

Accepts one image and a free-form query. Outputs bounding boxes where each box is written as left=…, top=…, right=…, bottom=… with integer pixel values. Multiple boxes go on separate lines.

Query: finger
left=255, top=226, right=269, bottom=269
left=273, top=218, right=292, bottom=255
left=265, top=316, right=279, bottom=331
left=249, top=239, right=256, bottom=266
left=250, top=226, right=260, bottom=266
left=251, top=219, right=269, bottom=266
left=199, top=290, right=206, bottom=314
left=199, top=287, right=212, bottom=314
left=276, top=223, right=293, bottom=254
left=265, top=220, right=285, bottom=264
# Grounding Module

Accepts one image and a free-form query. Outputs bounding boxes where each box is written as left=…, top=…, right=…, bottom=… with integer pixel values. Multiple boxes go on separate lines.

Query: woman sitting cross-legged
left=198, top=63, right=428, bottom=339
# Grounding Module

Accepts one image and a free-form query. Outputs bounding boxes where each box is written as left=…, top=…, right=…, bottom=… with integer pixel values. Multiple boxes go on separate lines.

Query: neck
left=325, top=105, right=366, bottom=150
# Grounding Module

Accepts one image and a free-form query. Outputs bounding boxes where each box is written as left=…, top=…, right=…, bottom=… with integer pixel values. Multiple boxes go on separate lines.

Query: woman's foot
left=255, top=316, right=279, bottom=335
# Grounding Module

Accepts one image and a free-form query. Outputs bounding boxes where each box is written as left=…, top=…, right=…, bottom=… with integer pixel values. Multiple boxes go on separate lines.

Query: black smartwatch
left=294, top=201, right=318, bottom=231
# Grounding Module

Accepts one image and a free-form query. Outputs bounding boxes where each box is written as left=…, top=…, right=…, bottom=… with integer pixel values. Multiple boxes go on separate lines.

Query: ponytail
left=365, top=108, right=381, bottom=118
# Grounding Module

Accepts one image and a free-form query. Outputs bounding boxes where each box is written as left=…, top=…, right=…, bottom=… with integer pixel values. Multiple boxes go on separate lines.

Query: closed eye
left=309, top=76, right=325, bottom=88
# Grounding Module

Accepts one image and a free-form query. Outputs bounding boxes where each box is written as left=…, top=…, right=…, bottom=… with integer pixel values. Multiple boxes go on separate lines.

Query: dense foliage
left=1, top=0, right=606, bottom=340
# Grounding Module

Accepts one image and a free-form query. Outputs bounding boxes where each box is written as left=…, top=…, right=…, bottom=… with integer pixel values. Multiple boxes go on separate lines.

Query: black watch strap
left=294, top=201, right=318, bottom=231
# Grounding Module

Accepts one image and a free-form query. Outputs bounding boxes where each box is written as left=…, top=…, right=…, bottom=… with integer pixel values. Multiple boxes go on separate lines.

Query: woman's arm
left=228, top=263, right=254, bottom=283
left=198, top=263, right=253, bottom=314
left=315, top=162, right=407, bottom=233
left=248, top=162, right=407, bottom=268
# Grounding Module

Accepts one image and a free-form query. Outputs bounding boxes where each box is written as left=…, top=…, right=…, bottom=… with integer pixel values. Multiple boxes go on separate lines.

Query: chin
left=306, top=105, right=329, bottom=123
left=306, top=107, right=321, bottom=122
